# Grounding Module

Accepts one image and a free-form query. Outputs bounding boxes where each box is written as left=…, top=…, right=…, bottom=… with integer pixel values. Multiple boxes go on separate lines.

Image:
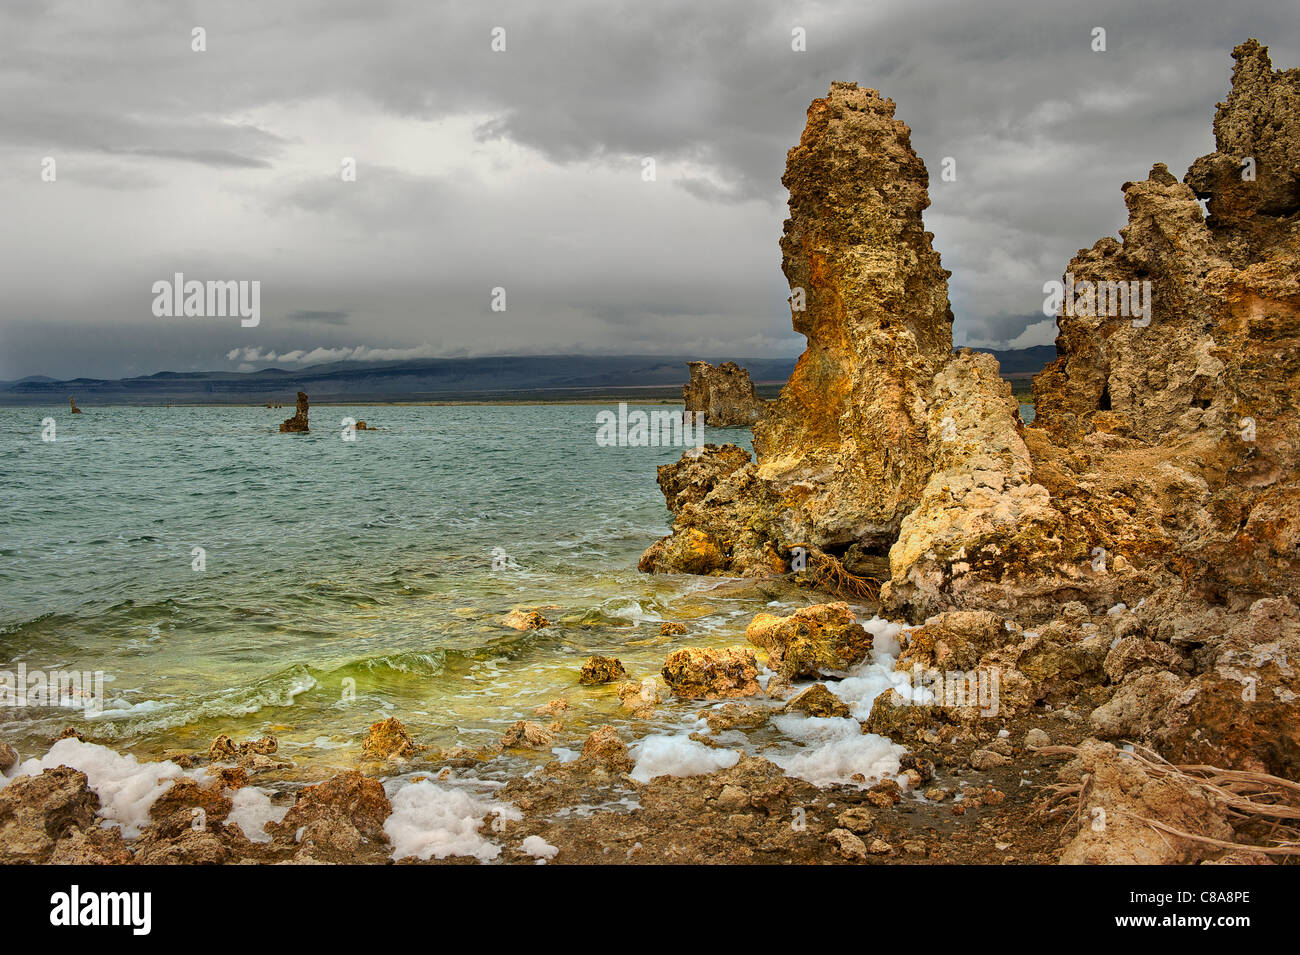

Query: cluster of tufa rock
left=641, top=42, right=1300, bottom=813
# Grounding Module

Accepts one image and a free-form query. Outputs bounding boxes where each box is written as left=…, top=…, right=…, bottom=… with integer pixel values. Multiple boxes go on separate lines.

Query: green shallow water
left=0, top=404, right=809, bottom=776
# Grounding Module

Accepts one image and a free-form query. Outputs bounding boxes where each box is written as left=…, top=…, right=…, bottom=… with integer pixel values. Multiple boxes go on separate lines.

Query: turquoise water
left=1, top=404, right=794, bottom=775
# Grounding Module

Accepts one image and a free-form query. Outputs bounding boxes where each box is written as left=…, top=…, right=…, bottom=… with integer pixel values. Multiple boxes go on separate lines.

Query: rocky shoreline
left=2, top=38, right=1298, bottom=866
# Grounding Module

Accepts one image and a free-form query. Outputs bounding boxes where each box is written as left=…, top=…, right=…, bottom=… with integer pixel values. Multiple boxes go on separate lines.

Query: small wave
left=85, top=665, right=317, bottom=738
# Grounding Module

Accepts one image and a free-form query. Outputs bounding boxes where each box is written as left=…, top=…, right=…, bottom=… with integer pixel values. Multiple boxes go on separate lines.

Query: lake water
left=1, top=403, right=813, bottom=775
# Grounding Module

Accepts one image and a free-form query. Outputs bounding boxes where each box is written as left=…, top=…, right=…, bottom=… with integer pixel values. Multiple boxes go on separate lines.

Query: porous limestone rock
left=0, top=740, right=17, bottom=774
left=578, top=655, right=627, bottom=685
left=781, top=683, right=851, bottom=718
left=361, top=717, right=417, bottom=760
left=1059, top=739, right=1233, bottom=865
left=269, top=770, right=391, bottom=861
left=579, top=726, right=633, bottom=773
left=641, top=82, right=953, bottom=576
left=279, top=391, right=310, bottom=433
left=661, top=646, right=761, bottom=699
left=0, top=766, right=99, bottom=864
left=745, top=602, right=873, bottom=678
left=502, top=609, right=550, bottom=631
left=501, top=720, right=552, bottom=750
left=682, top=360, right=766, bottom=428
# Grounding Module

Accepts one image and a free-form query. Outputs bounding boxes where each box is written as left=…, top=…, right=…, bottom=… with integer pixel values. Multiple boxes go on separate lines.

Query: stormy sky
left=1, top=0, right=1297, bottom=380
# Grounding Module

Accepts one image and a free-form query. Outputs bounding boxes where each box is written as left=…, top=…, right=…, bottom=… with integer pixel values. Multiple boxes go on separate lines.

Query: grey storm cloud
left=1, top=0, right=1298, bottom=379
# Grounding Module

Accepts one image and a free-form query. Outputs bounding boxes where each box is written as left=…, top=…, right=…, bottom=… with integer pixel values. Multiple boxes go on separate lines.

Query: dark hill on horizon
left=0, top=347, right=1053, bottom=405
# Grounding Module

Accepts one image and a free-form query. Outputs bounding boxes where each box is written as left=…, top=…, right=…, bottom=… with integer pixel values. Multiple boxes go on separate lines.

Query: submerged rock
left=278, top=391, right=310, bottom=433
left=682, top=360, right=766, bottom=428
left=661, top=646, right=761, bottom=699
left=502, top=609, right=550, bottom=631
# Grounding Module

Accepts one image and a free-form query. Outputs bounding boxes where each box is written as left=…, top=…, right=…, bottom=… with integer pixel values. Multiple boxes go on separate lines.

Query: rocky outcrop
left=269, top=770, right=391, bottom=862
left=644, top=43, right=1300, bottom=629
left=0, top=767, right=99, bottom=863
left=641, top=82, right=953, bottom=577
left=661, top=646, right=761, bottom=699
left=745, top=602, right=873, bottom=678
left=682, top=361, right=766, bottom=427
left=1024, top=39, right=1300, bottom=611
left=1059, top=740, right=1233, bottom=865
left=279, top=392, right=310, bottom=433
left=69, top=397, right=81, bottom=414
left=1156, top=596, right=1300, bottom=776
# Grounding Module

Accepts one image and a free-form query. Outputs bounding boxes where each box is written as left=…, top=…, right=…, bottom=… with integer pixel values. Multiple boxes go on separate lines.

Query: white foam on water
left=227, top=786, right=289, bottom=843
left=766, top=614, right=913, bottom=789
left=629, top=734, right=740, bottom=783
left=383, top=778, right=521, bottom=862
left=2, top=737, right=209, bottom=838
left=521, top=834, right=559, bottom=861
left=769, top=718, right=906, bottom=789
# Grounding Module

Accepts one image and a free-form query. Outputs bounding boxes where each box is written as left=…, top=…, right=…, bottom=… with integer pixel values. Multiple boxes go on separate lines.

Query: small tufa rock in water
left=578, top=655, right=627, bottom=685
left=68, top=397, right=82, bottom=414
left=502, top=609, right=550, bottom=631
left=617, top=678, right=661, bottom=717
left=781, top=683, right=851, bottom=718
left=661, top=646, right=761, bottom=700
left=580, top=726, right=633, bottom=773
left=361, top=717, right=417, bottom=760
left=501, top=720, right=552, bottom=750
left=278, top=391, right=309, bottom=433
left=659, top=621, right=688, bottom=636
left=682, top=360, right=766, bottom=428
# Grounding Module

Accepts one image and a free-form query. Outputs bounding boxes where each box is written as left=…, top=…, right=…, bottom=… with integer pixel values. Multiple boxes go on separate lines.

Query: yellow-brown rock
left=661, top=646, right=761, bottom=699
left=745, top=602, right=872, bottom=678
left=501, top=720, right=552, bottom=749
left=361, top=716, right=417, bottom=760
left=578, top=655, right=627, bottom=685
left=502, top=609, right=550, bottom=631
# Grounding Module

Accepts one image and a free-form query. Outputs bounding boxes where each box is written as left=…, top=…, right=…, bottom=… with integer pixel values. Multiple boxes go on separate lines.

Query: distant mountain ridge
left=0, top=347, right=1053, bottom=404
